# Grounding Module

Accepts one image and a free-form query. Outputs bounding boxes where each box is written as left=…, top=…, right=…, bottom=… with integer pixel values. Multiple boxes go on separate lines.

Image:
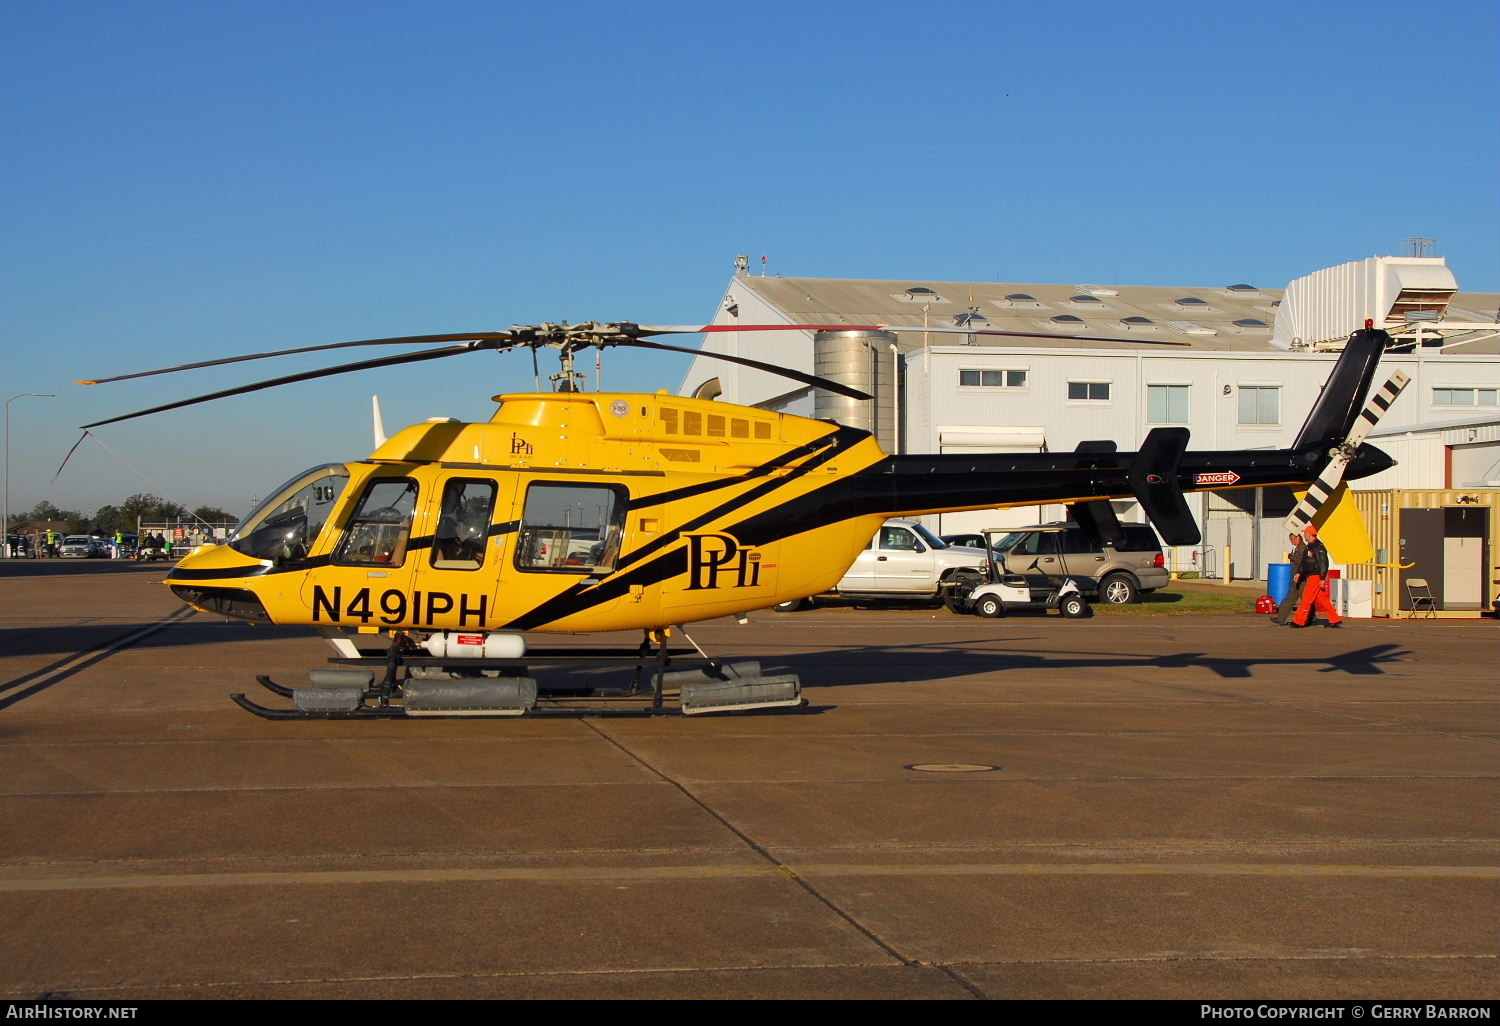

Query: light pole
left=4, top=393, right=55, bottom=557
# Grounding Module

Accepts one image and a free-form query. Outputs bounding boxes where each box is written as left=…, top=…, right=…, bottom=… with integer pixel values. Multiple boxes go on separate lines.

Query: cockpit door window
left=334, top=478, right=419, bottom=567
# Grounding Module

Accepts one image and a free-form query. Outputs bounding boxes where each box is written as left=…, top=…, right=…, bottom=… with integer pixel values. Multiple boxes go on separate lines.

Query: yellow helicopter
left=80, top=320, right=1402, bottom=719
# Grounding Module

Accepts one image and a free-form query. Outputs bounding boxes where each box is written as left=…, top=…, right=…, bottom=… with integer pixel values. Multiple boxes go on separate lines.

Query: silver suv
left=990, top=523, right=1167, bottom=604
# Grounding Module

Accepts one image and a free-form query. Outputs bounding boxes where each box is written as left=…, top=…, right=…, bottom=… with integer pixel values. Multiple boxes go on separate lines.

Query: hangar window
left=953, top=311, right=989, bottom=326
left=1174, top=297, right=1211, bottom=309
left=1147, top=384, right=1190, bottom=424
left=1233, top=318, right=1269, bottom=328
left=1050, top=314, right=1085, bottom=325
left=1069, top=294, right=1104, bottom=304
left=905, top=286, right=938, bottom=297
left=1238, top=385, right=1280, bottom=425
left=1005, top=293, right=1040, bottom=305
left=1120, top=316, right=1154, bottom=328
left=1434, top=387, right=1498, bottom=407
left=960, top=369, right=1028, bottom=389
left=1225, top=283, right=1260, bottom=293
left=1068, top=381, right=1111, bottom=401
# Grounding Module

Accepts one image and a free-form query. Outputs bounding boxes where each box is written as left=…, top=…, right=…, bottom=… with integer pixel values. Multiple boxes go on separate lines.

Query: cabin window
left=431, top=479, right=497, bottom=571
left=516, top=482, right=628, bottom=574
left=227, top=464, right=349, bottom=565
left=335, top=478, right=419, bottom=567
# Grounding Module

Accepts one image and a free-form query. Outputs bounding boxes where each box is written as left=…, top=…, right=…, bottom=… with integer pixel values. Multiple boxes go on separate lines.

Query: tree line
left=11, top=494, right=239, bottom=536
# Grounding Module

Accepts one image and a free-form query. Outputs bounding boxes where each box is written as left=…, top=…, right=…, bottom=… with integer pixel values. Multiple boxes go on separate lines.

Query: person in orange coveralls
left=1289, top=524, right=1343, bottom=629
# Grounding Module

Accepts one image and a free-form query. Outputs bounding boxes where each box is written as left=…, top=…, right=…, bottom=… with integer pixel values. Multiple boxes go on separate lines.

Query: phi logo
left=684, top=533, right=763, bottom=590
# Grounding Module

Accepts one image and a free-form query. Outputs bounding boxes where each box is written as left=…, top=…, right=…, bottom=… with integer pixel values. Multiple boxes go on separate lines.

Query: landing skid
left=231, top=628, right=805, bottom=720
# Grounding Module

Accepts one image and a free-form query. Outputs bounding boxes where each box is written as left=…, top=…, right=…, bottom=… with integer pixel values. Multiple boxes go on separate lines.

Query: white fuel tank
left=420, top=632, right=527, bottom=660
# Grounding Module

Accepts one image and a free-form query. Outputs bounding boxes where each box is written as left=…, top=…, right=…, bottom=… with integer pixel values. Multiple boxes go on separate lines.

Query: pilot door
left=303, top=473, right=512, bottom=632
left=416, top=476, right=514, bottom=630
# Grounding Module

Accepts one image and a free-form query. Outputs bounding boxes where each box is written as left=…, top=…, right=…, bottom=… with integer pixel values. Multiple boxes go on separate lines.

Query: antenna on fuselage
left=372, top=395, right=387, bottom=447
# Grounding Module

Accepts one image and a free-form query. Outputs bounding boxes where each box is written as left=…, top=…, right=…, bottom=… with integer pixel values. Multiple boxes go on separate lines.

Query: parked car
left=773, top=519, right=989, bottom=610
left=988, top=522, right=1167, bottom=604
left=59, top=534, right=104, bottom=558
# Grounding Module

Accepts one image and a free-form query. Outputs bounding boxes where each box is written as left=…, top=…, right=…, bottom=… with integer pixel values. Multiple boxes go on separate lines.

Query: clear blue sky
left=3, top=0, right=1496, bottom=517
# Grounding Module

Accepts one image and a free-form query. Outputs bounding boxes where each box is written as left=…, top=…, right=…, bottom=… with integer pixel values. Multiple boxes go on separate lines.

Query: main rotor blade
left=883, top=325, right=1189, bottom=346
left=634, top=323, right=885, bottom=336
left=626, top=338, right=874, bottom=400
left=78, top=332, right=517, bottom=386
left=82, top=343, right=483, bottom=429
left=636, top=322, right=1187, bottom=347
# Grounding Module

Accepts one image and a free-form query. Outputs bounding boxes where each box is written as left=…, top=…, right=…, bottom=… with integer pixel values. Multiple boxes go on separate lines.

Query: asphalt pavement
left=0, top=560, right=1495, bottom=999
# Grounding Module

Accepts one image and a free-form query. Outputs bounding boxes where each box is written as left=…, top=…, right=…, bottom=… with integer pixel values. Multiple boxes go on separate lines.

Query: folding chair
left=1405, top=578, right=1437, bottom=619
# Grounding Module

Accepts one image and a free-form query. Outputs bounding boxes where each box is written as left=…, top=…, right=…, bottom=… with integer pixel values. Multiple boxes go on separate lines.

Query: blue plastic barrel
left=1268, top=562, right=1293, bottom=603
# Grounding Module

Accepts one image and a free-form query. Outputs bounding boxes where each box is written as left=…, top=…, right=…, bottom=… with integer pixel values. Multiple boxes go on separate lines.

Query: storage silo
left=813, top=329, right=900, bottom=452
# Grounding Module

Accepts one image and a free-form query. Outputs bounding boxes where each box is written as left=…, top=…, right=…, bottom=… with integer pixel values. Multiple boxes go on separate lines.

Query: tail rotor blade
left=1285, top=369, right=1411, bottom=533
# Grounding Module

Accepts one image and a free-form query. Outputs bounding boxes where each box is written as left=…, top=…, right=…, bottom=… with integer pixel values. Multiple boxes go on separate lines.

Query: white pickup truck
left=773, top=519, right=989, bottom=610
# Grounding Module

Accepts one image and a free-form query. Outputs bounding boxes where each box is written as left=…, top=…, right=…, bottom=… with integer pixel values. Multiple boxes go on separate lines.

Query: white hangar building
left=678, top=254, right=1499, bottom=580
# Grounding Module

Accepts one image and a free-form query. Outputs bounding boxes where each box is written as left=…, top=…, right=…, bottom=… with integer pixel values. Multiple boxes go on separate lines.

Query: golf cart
left=942, top=528, right=1095, bottom=618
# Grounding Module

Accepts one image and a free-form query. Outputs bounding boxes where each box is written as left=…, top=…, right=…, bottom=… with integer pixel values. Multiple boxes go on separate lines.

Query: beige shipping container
left=1348, top=488, right=1498, bottom=618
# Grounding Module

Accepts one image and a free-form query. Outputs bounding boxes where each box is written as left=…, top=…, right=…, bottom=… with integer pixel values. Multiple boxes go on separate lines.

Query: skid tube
left=231, top=627, right=806, bottom=720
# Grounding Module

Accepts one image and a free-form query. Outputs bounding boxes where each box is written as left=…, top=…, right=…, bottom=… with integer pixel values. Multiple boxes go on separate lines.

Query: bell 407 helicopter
left=80, top=320, right=1402, bottom=719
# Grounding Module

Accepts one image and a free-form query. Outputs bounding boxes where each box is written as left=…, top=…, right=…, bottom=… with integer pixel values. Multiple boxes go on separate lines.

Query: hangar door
left=1399, top=506, right=1490, bottom=611
left=934, top=427, right=1046, bottom=536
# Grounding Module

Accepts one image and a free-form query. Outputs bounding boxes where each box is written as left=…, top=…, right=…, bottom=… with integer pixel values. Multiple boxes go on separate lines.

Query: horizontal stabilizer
left=1069, top=501, right=1124, bottom=548
left=1128, top=428, right=1201, bottom=546
left=1070, top=442, right=1124, bottom=547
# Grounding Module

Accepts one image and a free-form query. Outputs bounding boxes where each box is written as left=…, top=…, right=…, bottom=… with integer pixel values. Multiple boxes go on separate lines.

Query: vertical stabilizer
left=1292, top=328, right=1390, bottom=448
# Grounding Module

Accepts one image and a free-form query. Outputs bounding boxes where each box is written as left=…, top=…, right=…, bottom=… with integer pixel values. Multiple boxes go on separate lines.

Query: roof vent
left=894, top=286, right=947, bottom=304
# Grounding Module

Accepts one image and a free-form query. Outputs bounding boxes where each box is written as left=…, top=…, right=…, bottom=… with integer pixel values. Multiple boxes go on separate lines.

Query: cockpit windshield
left=227, top=465, right=349, bottom=564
